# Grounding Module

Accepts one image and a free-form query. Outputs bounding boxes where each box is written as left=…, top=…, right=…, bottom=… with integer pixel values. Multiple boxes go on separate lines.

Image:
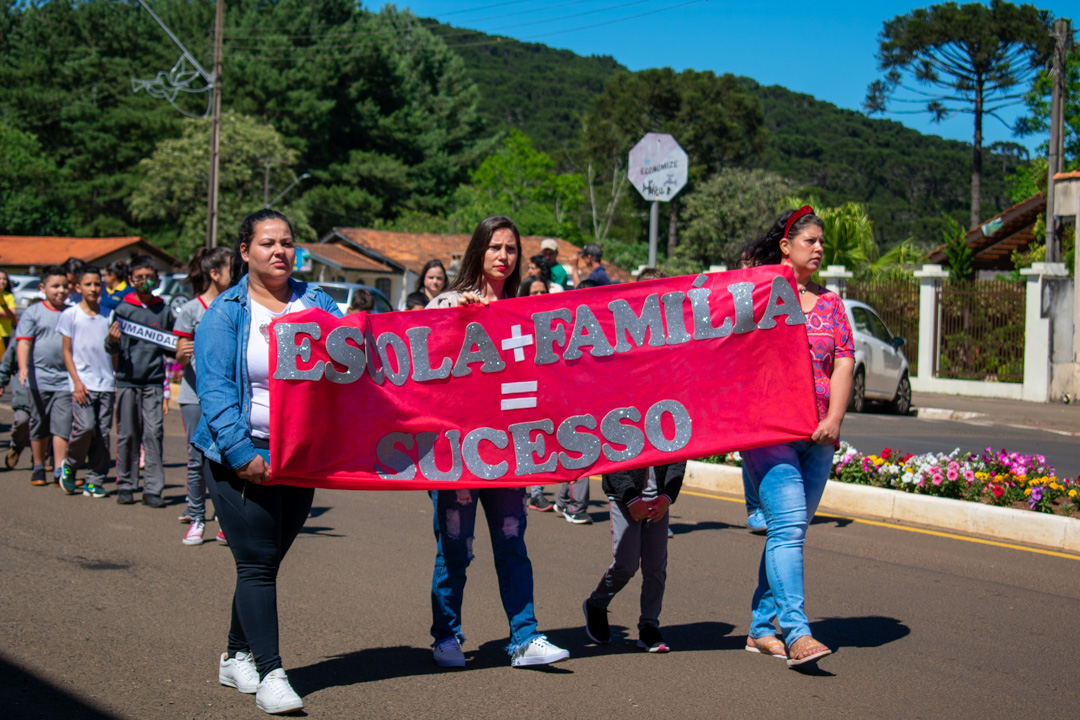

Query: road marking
left=680, top=489, right=1080, bottom=561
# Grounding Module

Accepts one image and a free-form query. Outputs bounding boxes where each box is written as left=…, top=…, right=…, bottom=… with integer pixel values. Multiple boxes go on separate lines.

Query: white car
left=11, top=274, right=44, bottom=309
left=842, top=299, right=911, bottom=415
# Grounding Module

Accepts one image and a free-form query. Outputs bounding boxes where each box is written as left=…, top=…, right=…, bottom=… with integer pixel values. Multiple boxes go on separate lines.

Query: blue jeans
left=742, top=465, right=760, bottom=515
left=742, top=441, right=834, bottom=644
left=430, top=487, right=539, bottom=654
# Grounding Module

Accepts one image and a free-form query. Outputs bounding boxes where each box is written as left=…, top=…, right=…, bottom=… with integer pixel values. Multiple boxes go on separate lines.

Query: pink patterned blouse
left=805, top=290, right=854, bottom=422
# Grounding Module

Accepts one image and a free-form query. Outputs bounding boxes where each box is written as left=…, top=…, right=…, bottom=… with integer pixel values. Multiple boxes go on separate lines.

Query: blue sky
left=400, top=0, right=1075, bottom=152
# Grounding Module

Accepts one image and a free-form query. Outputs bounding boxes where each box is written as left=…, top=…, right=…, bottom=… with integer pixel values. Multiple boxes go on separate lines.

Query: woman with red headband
left=737, top=206, right=854, bottom=668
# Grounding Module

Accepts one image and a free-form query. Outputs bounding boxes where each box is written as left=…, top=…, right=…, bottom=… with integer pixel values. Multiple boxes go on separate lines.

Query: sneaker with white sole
left=219, top=651, right=259, bottom=694
left=255, top=668, right=303, bottom=714
left=510, top=636, right=569, bottom=667
left=83, top=483, right=109, bottom=498
left=432, top=637, right=465, bottom=667
left=183, top=520, right=206, bottom=546
left=59, top=462, right=77, bottom=495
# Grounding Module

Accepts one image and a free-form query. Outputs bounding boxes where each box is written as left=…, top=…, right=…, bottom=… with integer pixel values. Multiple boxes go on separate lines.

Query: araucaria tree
left=864, top=1, right=1054, bottom=228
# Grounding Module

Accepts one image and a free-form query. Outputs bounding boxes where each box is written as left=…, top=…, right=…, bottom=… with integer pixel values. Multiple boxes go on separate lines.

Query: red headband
left=783, top=206, right=815, bottom=239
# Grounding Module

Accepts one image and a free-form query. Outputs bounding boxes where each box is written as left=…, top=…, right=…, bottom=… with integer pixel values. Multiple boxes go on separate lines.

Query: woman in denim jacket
left=192, top=209, right=341, bottom=715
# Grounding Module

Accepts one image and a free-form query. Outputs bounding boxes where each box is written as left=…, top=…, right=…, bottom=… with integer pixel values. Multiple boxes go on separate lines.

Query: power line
left=222, top=0, right=693, bottom=56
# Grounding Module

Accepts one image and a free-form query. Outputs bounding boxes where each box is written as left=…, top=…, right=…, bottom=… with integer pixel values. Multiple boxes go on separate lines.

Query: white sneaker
left=255, top=668, right=303, bottom=714
left=218, top=652, right=259, bottom=694
left=510, top=636, right=570, bottom=668
left=182, top=520, right=206, bottom=546
left=432, top=637, right=465, bottom=667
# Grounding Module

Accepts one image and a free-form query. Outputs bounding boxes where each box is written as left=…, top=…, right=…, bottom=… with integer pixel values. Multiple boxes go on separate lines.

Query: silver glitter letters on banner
left=661, top=292, right=692, bottom=345
left=601, top=407, right=645, bottom=462
left=376, top=332, right=410, bottom=387
left=532, top=309, right=572, bottom=365
left=609, top=295, right=666, bottom=352
left=508, top=420, right=558, bottom=476
left=756, top=275, right=806, bottom=330
left=687, top=288, right=733, bottom=340
left=407, top=326, right=452, bottom=382
left=729, top=282, right=757, bottom=334
left=462, top=428, right=509, bottom=479
left=417, top=431, right=463, bottom=481
left=324, top=326, right=366, bottom=384
left=564, top=305, right=615, bottom=360
left=556, top=414, right=602, bottom=469
left=453, top=323, right=507, bottom=377
left=375, top=433, right=416, bottom=480
left=644, top=400, right=693, bottom=452
left=273, top=323, right=324, bottom=381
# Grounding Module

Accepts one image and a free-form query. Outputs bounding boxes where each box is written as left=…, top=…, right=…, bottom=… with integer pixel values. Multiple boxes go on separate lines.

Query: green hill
left=432, top=20, right=1015, bottom=248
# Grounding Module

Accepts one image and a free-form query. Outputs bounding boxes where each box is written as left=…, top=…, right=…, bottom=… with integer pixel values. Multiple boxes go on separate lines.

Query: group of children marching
left=4, top=253, right=234, bottom=547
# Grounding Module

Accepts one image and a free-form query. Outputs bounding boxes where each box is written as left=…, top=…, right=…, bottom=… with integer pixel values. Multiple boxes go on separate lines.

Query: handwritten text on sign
left=268, top=267, right=819, bottom=490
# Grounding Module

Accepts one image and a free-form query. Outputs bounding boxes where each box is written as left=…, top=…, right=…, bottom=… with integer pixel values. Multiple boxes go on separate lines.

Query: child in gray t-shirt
left=15, top=266, right=71, bottom=486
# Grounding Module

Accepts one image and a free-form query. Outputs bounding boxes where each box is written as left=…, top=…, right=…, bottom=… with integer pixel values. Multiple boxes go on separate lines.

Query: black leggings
left=208, top=459, right=313, bottom=679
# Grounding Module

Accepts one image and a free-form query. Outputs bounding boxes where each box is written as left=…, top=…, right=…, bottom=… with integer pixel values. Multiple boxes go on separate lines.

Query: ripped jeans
left=430, top=487, right=540, bottom=654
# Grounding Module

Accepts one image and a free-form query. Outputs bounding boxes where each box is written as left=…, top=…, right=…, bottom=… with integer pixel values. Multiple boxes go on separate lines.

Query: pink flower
left=964, top=470, right=975, bottom=483
left=947, top=468, right=959, bottom=481
left=932, top=473, right=944, bottom=485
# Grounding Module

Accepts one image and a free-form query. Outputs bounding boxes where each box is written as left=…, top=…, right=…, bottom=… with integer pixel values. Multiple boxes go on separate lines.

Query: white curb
left=684, top=460, right=1080, bottom=554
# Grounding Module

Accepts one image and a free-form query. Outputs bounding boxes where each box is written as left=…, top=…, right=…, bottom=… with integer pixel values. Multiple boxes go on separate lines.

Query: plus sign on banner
left=267, top=268, right=818, bottom=491
left=628, top=133, right=688, bottom=202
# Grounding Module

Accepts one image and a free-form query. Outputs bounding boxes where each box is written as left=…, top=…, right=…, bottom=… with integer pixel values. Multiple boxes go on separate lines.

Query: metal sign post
left=628, top=133, right=688, bottom=267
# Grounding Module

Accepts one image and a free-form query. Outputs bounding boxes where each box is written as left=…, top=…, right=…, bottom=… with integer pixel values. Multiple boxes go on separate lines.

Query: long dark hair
left=233, top=209, right=295, bottom=284
left=528, top=254, right=552, bottom=285
left=415, top=259, right=448, bottom=294
left=447, top=215, right=522, bottom=299
left=740, top=208, right=824, bottom=268
left=188, top=246, right=234, bottom=295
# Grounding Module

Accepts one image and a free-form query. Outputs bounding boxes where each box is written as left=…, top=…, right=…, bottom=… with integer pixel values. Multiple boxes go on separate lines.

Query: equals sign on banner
left=501, top=381, right=538, bottom=411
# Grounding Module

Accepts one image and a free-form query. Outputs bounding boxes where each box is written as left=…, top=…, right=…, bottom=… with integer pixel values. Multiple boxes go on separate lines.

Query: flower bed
left=705, top=446, right=1080, bottom=518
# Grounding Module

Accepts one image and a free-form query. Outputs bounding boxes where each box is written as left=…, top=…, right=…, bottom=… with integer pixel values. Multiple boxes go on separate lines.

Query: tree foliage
left=450, top=131, right=584, bottom=241
left=129, top=111, right=309, bottom=259
left=0, top=0, right=488, bottom=251
left=678, top=168, right=792, bottom=269
left=1014, top=43, right=1080, bottom=164
left=864, top=1, right=1055, bottom=228
left=0, top=122, right=72, bottom=235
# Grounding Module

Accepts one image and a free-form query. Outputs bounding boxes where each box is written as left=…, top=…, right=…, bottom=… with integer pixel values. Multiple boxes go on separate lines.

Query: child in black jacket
left=583, top=461, right=685, bottom=653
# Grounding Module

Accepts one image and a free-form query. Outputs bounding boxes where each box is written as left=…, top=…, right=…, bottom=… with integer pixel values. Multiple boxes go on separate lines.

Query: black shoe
left=528, top=494, right=553, bottom=512
left=637, top=625, right=670, bottom=653
left=117, top=490, right=136, bottom=505
left=142, top=493, right=165, bottom=508
left=565, top=511, right=592, bottom=525
left=583, top=600, right=610, bottom=644
left=30, top=468, right=47, bottom=486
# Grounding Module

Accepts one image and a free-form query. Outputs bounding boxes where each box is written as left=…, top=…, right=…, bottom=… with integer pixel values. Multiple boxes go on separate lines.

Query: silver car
left=312, top=282, right=393, bottom=315
left=842, top=299, right=911, bottom=415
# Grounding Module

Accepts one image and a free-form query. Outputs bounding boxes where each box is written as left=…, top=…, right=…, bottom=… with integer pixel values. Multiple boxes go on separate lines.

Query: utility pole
left=1045, top=18, right=1070, bottom=263
left=205, top=0, right=224, bottom=249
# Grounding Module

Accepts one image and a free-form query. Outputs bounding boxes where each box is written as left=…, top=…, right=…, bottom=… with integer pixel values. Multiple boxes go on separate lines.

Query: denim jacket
left=191, top=275, right=342, bottom=470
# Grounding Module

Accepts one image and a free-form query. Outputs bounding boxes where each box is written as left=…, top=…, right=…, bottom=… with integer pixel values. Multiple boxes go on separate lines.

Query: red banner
left=269, top=266, right=818, bottom=490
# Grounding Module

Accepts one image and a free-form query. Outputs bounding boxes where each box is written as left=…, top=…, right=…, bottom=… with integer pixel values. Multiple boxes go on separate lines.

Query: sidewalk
left=912, top=391, right=1080, bottom=436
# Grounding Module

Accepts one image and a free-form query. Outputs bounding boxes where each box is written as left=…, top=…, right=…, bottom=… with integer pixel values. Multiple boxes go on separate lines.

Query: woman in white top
left=192, top=209, right=341, bottom=715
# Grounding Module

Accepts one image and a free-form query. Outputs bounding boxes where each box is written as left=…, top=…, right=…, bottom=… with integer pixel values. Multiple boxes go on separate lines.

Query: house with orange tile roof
left=294, top=243, right=399, bottom=300
left=317, top=227, right=633, bottom=307
left=0, top=236, right=180, bottom=274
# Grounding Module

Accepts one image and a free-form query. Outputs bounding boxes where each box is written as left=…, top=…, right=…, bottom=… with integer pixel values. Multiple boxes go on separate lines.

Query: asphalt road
left=842, top=406, right=1080, bottom=479
left=3, top=408, right=1080, bottom=720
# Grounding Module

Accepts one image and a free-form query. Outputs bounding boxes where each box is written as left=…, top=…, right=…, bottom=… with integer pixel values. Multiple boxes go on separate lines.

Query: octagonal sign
left=628, top=133, right=688, bottom=202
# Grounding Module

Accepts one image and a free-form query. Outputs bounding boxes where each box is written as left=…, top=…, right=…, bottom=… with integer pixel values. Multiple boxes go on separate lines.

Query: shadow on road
left=668, top=519, right=737, bottom=535
left=812, top=615, right=910, bottom=650
left=0, top=653, right=122, bottom=720
left=289, top=646, right=442, bottom=693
